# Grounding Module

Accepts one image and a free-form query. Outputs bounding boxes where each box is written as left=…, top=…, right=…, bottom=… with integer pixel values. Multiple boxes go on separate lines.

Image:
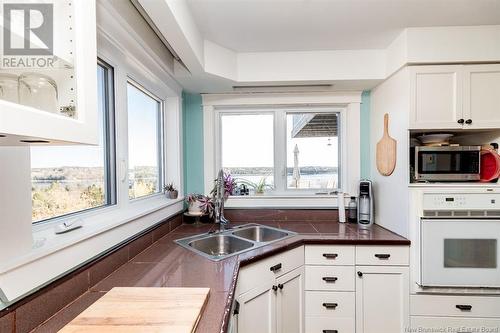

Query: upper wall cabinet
left=0, top=0, right=98, bottom=146
left=410, top=65, right=463, bottom=129
left=463, top=64, right=500, bottom=129
left=410, top=64, right=500, bottom=130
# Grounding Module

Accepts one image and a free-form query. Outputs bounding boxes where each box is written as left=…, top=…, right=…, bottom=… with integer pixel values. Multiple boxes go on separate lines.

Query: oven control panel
left=423, top=193, right=500, bottom=210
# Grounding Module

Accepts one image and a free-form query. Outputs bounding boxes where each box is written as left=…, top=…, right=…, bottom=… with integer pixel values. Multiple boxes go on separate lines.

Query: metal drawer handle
left=322, top=276, right=338, bottom=282
left=322, top=330, right=338, bottom=333
left=322, top=253, right=338, bottom=259
left=374, top=254, right=391, bottom=259
left=456, top=304, right=472, bottom=311
left=322, top=302, right=338, bottom=309
left=270, top=263, right=282, bottom=272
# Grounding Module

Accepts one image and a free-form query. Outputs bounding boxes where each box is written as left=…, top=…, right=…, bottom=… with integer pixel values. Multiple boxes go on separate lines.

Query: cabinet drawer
left=305, top=291, right=355, bottom=317
left=355, top=245, right=409, bottom=266
left=305, top=316, right=355, bottom=333
left=305, top=245, right=355, bottom=266
left=411, top=316, right=500, bottom=332
left=411, top=295, right=500, bottom=318
left=305, top=266, right=355, bottom=291
left=237, top=246, right=304, bottom=295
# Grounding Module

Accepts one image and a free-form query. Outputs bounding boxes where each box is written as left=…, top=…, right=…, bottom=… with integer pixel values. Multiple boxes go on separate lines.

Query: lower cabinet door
left=305, top=316, right=355, bottom=333
left=355, top=266, right=409, bottom=333
left=276, top=266, right=305, bottom=333
left=237, top=282, right=277, bottom=333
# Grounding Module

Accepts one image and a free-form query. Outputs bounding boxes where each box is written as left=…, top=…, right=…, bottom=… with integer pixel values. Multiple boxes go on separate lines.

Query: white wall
left=0, top=148, right=33, bottom=263
left=370, top=67, right=410, bottom=237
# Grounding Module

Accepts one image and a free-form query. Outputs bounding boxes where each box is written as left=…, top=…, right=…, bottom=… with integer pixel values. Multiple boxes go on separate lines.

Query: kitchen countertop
left=42, top=221, right=409, bottom=333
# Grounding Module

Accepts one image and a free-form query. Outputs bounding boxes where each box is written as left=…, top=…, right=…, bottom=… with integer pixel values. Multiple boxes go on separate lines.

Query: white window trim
left=0, top=2, right=184, bottom=306
left=202, top=92, right=362, bottom=208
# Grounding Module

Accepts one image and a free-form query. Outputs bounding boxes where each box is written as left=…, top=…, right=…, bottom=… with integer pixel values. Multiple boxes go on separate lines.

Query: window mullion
left=273, top=110, right=286, bottom=194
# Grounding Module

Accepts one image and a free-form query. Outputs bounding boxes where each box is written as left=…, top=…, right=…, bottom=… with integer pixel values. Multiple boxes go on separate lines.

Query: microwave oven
left=415, top=146, right=481, bottom=182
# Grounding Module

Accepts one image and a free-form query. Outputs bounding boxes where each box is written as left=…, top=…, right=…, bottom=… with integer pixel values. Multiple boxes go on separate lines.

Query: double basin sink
left=175, top=224, right=296, bottom=261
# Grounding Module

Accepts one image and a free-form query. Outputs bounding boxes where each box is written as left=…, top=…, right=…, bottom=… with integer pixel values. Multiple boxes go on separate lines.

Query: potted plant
left=210, top=172, right=236, bottom=200
left=185, top=193, right=204, bottom=215
left=163, top=183, right=178, bottom=199
left=236, top=177, right=272, bottom=195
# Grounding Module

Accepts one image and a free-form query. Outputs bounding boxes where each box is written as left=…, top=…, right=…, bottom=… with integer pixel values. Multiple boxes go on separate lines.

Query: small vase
left=167, top=190, right=178, bottom=199
left=188, top=201, right=203, bottom=215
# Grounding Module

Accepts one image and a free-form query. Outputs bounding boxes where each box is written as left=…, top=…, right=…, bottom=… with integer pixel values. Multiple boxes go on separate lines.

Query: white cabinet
left=411, top=316, right=500, bottom=332
left=236, top=266, right=304, bottom=333
left=236, top=281, right=277, bottom=333
left=235, top=245, right=411, bottom=333
left=0, top=0, right=98, bottom=145
left=355, top=266, right=409, bottom=333
left=410, top=64, right=500, bottom=130
left=463, top=64, right=500, bottom=129
left=410, top=65, right=463, bottom=129
left=235, top=247, right=304, bottom=333
left=276, top=267, right=305, bottom=333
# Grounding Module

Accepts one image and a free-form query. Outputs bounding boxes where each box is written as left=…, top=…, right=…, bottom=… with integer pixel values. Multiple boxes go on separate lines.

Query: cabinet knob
left=272, top=285, right=278, bottom=291
left=465, top=119, right=472, bottom=124
left=322, top=253, right=338, bottom=259
left=278, top=283, right=284, bottom=290
left=322, top=330, right=338, bottom=333
left=457, top=118, right=465, bottom=124
left=357, top=271, right=363, bottom=277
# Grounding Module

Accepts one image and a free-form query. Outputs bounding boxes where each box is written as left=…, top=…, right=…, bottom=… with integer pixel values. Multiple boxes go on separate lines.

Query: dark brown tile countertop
left=37, top=221, right=409, bottom=333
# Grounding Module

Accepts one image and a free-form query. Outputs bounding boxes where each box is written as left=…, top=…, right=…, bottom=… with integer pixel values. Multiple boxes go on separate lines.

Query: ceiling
left=186, top=0, right=500, bottom=52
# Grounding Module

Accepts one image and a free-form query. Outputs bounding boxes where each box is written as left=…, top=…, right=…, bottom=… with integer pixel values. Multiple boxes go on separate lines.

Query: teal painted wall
left=360, top=91, right=371, bottom=179
left=181, top=91, right=372, bottom=191
left=182, top=92, right=205, bottom=194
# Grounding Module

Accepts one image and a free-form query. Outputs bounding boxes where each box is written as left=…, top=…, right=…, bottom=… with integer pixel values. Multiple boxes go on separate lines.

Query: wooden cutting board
left=376, top=113, right=397, bottom=176
left=59, top=287, right=210, bottom=333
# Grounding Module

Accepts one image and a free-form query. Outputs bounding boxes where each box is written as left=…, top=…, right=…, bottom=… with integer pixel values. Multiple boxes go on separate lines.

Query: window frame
left=126, top=78, right=165, bottom=201
left=31, top=58, right=117, bottom=225
left=215, top=106, right=345, bottom=196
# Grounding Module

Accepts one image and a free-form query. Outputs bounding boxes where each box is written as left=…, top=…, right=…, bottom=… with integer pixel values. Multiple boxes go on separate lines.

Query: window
left=221, top=114, right=274, bottom=188
left=219, top=109, right=341, bottom=195
left=127, top=81, right=163, bottom=199
left=286, top=112, right=339, bottom=190
left=31, top=60, right=116, bottom=223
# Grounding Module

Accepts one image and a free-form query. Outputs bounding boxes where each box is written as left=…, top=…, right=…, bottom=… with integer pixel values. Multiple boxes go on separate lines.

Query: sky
left=221, top=113, right=339, bottom=168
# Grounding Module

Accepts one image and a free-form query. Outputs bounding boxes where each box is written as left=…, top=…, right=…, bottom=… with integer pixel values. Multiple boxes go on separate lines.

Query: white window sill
left=1, top=196, right=184, bottom=273
left=225, top=193, right=350, bottom=209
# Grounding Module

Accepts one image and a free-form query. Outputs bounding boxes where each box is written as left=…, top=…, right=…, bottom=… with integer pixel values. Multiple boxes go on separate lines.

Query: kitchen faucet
left=214, top=169, right=230, bottom=232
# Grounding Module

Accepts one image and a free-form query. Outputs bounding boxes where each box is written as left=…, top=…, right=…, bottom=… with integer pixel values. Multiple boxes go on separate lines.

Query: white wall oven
left=419, top=192, right=500, bottom=288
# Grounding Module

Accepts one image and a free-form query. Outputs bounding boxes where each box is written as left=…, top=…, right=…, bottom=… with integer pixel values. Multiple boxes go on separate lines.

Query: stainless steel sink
left=175, top=224, right=296, bottom=261
left=232, top=225, right=290, bottom=242
left=188, top=234, right=253, bottom=257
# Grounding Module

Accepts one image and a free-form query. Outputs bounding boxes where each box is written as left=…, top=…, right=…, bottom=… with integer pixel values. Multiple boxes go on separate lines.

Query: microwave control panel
left=423, top=193, right=500, bottom=210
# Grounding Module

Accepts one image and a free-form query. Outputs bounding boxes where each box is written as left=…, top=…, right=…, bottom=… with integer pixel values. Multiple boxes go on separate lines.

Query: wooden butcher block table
left=59, top=287, right=210, bottom=333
